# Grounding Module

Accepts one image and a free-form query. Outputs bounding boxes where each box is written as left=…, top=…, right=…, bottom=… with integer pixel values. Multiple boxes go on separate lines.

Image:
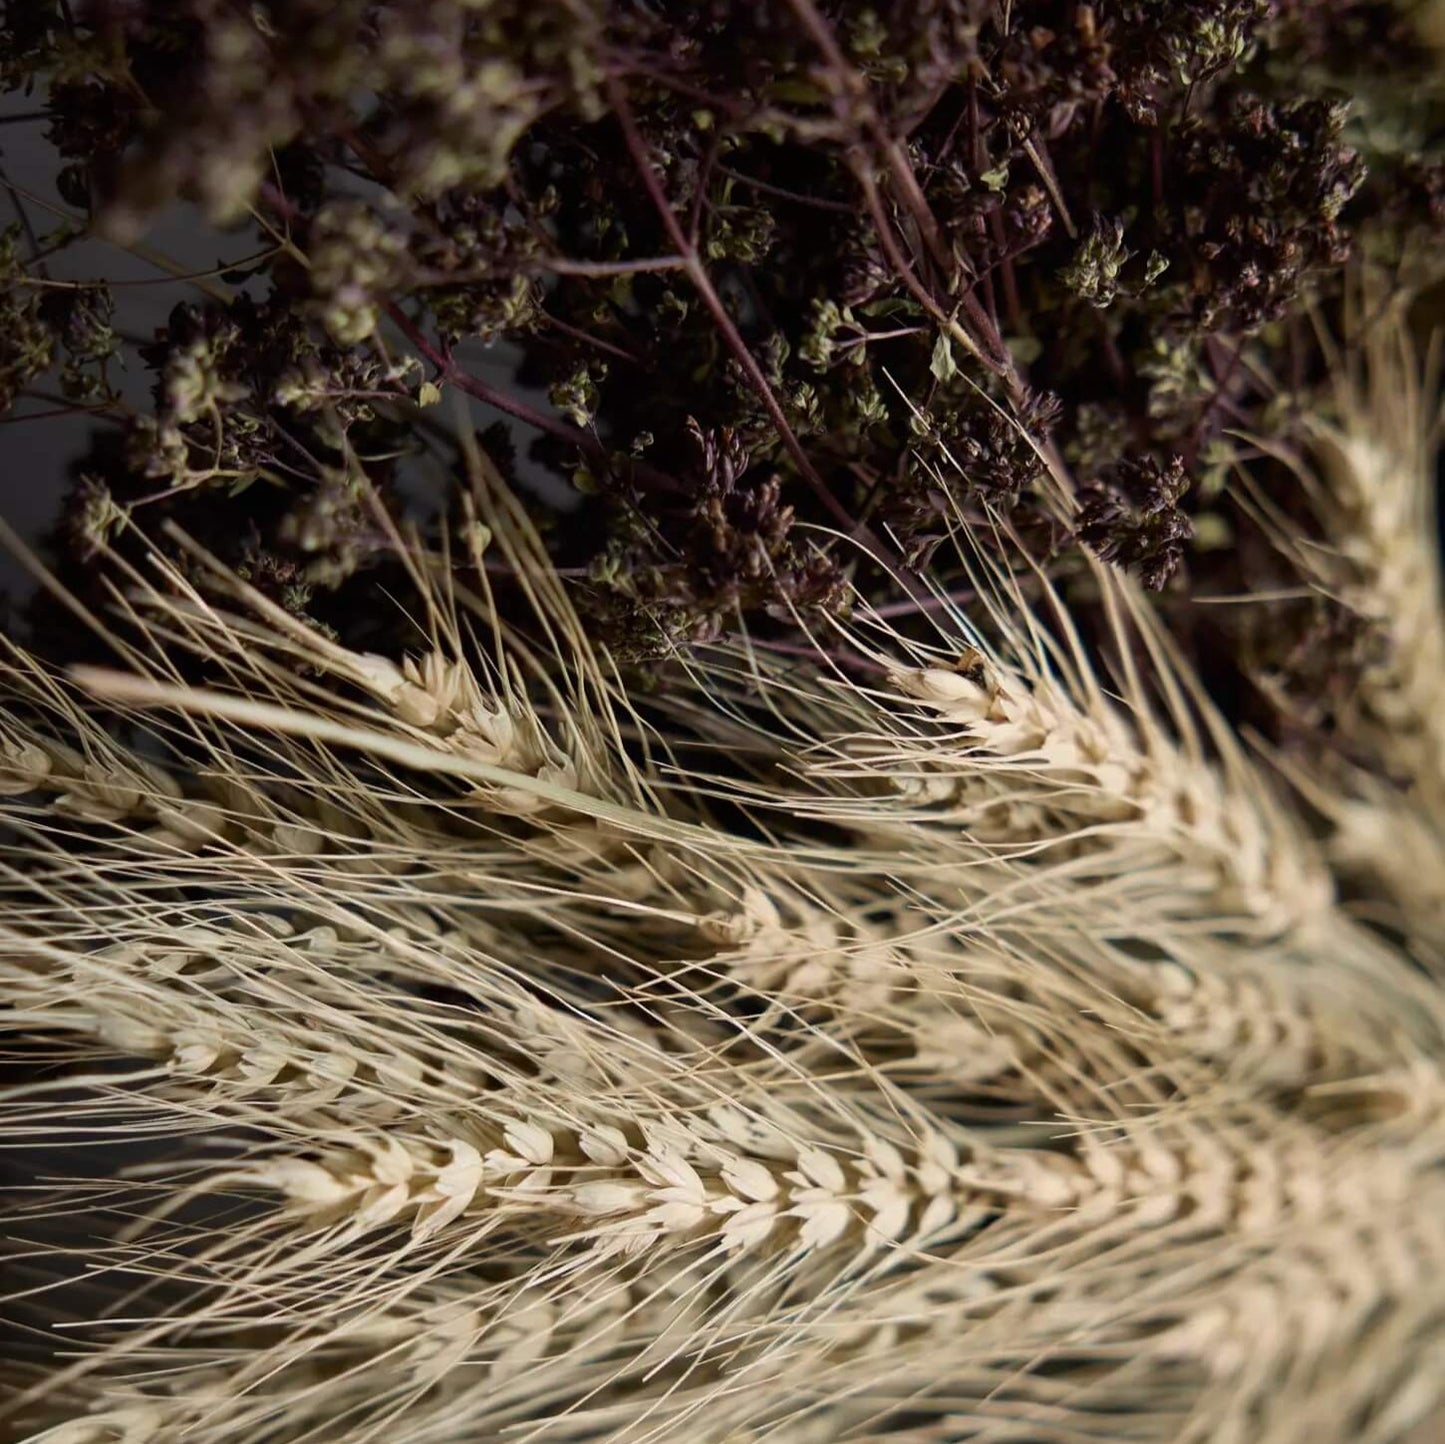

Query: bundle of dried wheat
left=2, top=372, right=1443, bottom=1444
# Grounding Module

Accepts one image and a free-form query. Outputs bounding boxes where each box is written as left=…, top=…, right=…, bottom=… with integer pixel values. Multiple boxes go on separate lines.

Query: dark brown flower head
left=64, top=475, right=127, bottom=561
left=584, top=417, right=848, bottom=656
left=1079, top=453, right=1194, bottom=589
left=886, top=384, right=1062, bottom=568
left=1172, top=94, right=1364, bottom=330
left=0, top=227, right=56, bottom=413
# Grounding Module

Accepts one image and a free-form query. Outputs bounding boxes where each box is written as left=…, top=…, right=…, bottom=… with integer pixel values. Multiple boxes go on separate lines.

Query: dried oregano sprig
left=3, top=0, right=1442, bottom=659
left=3, top=439, right=1443, bottom=1444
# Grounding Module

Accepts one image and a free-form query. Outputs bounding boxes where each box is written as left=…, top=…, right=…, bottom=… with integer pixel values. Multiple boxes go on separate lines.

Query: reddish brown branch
left=603, top=73, right=860, bottom=537
left=384, top=302, right=684, bottom=496
left=780, top=0, right=1016, bottom=383
left=850, top=159, right=1009, bottom=379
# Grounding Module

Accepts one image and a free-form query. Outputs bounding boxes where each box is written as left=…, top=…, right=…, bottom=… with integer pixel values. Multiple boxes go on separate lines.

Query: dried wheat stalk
left=1241, top=283, right=1445, bottom=972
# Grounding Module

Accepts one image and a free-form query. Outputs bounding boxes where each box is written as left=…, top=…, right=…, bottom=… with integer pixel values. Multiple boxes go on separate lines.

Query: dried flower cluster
left=1, top=0, right=1442, bottom=667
